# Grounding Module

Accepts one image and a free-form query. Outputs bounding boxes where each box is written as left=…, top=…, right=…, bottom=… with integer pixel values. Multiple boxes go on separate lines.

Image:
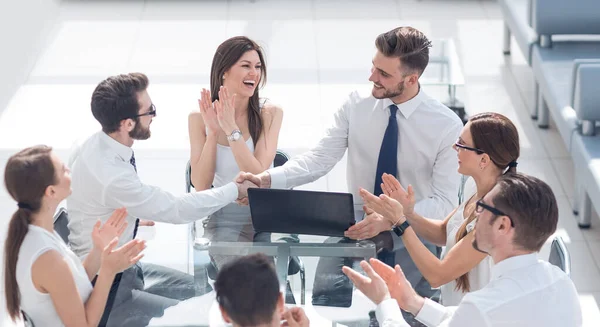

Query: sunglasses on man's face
left=131, top=104, right=157, bottom=119
left=475, top=199, right=514, bottom=227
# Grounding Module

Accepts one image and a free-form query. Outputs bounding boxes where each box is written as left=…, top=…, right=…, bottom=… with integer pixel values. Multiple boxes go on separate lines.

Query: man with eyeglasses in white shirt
left=343, top=173, right=583, bottom=327
left=67, top=73, right=257, bottom=326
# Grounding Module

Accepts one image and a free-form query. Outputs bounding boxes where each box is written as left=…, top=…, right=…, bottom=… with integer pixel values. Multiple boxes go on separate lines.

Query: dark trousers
left=103, top=262, right=199, bottom=327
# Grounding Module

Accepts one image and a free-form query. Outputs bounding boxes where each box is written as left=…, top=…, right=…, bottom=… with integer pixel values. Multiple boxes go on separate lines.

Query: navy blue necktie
left=374, top=105, right=398, bottom=195
left=374, top=104, right=398, bottom=267
left=130, top=152, right=140, bottom=239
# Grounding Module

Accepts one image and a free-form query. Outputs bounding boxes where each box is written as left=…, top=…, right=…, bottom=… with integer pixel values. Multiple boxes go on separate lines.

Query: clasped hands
left=344, top=173, right=416, bottom=240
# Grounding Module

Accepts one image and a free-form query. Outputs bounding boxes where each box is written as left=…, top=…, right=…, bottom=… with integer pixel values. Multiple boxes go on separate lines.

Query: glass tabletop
left=133, top=220, right=381, bottom=327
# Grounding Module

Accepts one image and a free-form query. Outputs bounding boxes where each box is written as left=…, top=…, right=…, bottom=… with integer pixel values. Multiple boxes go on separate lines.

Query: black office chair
left=549, top=236, right=571, bottom=277
left=53, top=208, right=119, bottom=326
left=21, top=310, right=34, bottom=327
left=186, top=150, right=306, bottom=304
left=53, top=208, right=70, bottom=244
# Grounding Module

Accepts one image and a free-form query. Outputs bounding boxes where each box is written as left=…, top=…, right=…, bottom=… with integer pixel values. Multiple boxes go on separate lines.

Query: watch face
left=231, top=130, right=242, bottom=141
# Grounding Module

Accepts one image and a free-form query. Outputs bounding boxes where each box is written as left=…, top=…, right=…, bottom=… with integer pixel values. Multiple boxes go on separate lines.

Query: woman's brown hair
left=454, top=112, right=519, bottom=292
left=210, top=36, right=267, bottom=147
left=3, top=145, right=56, bottom=321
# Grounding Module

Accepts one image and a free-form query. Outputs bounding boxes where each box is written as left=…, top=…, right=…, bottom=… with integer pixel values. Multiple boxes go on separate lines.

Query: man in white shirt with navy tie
left=240, top=26, right=463, bottom=323
left=67, top=73, right=256, bottom=326
left=344, top=173, right=582, bottom=327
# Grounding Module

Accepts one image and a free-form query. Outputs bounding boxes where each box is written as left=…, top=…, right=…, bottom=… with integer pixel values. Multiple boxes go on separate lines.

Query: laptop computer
left=248, top=188, right=355, bottom=237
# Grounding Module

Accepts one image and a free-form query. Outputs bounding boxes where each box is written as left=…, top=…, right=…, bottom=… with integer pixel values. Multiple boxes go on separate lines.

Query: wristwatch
left=227, top=129, right=242, bottom=142
left=392, top=220, right=411, bottom=237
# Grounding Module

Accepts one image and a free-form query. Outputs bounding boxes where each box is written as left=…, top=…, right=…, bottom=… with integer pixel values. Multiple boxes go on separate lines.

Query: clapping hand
left=214, top=86, right=238, bottom=135
left=281, top=307, right=309, bottom=327
left=198, top=88, right=220, bottom=135
left=92, top=208, right=128, bottom=251
left=360, top=188, right=407, bottom=227
left=344, top=205, right=392, bottom=240
left=342, top=260, right=391, bottom=305
left=381, top=174, right=415, bottom=216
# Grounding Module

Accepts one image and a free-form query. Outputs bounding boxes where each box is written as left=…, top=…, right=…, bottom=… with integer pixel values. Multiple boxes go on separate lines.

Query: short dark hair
left=214, top=254, right=279, bottom=326
left=375, top=26, right=432, bottom=76
left=91, top=73, right=149, bottom=133
left=491, top=173, right=559, bottom=251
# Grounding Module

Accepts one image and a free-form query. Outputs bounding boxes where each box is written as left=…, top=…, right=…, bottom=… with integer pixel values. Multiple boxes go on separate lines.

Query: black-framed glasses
left=454, top=140, right=485, bottom=155
left=475, top=199, right=514, bottom=227
left=131, top=104, right=157, bottom=119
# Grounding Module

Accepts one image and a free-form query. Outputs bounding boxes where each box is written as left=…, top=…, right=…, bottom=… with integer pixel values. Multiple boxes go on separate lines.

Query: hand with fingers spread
left=360, top=188, right=406, bottom=227
left=369, top=259, right=424, bottom=315
left=281, top=307, right=309, bottom=327
left=344, top=205, right=392, bottom=240
left=381, top=173, right=415, bottom=217
left=342, top=260, right=391, bottom=305
left=198, top=88, right=220, bottom=135
left=91, top=207, right=128, bottom=252
left=214, top=86, right=239, bottom=135
left=100, top=238, right=146, bottom=276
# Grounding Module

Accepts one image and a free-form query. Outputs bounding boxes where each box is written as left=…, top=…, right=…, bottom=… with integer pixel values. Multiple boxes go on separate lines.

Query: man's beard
left=471, top=238, right=489, bottom=254
left=373, top=80, right=405, bottom=99
left=129, top=121, right=151, bottom=140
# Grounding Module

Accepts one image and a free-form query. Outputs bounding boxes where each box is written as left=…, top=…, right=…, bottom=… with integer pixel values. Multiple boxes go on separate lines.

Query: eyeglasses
left=131, top=104, right=157, bottom=119
left=454, top=140, right=485, bottom=155
left=475, top=199, right=514, bottom=227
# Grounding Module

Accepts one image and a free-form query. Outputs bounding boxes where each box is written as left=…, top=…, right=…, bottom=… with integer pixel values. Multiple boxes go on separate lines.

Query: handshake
left=234, top=171, right=272, bottom=203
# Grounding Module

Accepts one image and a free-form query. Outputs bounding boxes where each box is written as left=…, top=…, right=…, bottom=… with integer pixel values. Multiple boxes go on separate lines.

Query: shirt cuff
left=268, top=166, right=287, bottom=189
left=222, top=182, right=239, bottom=202
left=376, top=298, right=403, bottom=323
left=415, top=298, right=448, bottom=326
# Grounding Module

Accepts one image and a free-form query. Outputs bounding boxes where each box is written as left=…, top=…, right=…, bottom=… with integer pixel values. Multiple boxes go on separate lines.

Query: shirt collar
left=381, top=87, right=426, bottom=119
left=491, top=253, right=538, bottom=280
left=98, top=131, right=134, bottom=162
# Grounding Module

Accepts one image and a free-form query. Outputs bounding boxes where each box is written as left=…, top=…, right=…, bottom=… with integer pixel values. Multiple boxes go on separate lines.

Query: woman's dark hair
left=210, top=36, right=267, bottom=146
left=455, top=112, right=520, bottom=293
left=3, top=145, right=57, bottom=321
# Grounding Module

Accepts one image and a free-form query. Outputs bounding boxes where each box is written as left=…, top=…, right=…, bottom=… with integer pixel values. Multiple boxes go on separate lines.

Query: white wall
left=0, top=1, right=61, bottom=325
left=0, top=0, right=62, bottom=113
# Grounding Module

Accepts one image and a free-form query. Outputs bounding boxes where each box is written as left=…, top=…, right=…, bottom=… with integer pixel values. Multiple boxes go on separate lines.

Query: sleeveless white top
left=212, top=137, right=255, bottom=187
left=440, top=199, right=492, bottom=306
left=16, top=225, right=93, bottom=326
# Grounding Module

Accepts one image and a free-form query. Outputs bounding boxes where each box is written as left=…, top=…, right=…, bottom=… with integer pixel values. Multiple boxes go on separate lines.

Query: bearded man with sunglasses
left=67, top=73, right=257, bottom=326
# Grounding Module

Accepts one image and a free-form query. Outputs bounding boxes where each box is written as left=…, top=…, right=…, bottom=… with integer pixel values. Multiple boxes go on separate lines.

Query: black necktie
left=374, top=105, right=399, bottom=195
left=130, top=152, right=140, bottom=239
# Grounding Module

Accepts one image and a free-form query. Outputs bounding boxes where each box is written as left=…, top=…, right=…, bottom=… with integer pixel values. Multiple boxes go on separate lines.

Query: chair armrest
left=532, top=0, right=600, bottom=35
left=571, top=60, right=600, bottom=135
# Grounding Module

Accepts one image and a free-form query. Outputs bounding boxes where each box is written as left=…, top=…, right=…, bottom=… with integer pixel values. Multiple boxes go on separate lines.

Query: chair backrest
left=548, top=236, right=571, bottom=277
left=22, top=310, right=35, bottom=327
left=185, top=149, right=290, bottom=193
left=53, top=208, right=70, bottom=244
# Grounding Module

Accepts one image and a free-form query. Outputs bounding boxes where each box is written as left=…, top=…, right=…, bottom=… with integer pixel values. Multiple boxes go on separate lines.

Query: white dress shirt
left=377, top=253, right=583, bottom=327
left=269, top=87, right=462, bottom=247
left=67, top=131, right=238, bottom=258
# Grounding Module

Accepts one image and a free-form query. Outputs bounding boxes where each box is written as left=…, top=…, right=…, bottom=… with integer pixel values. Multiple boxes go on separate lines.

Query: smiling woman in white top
left=354, top=112, right=520, bottom=305
left=3, top=145, right=145, bottom=326
left=188, top=36, right=283, bottom=268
